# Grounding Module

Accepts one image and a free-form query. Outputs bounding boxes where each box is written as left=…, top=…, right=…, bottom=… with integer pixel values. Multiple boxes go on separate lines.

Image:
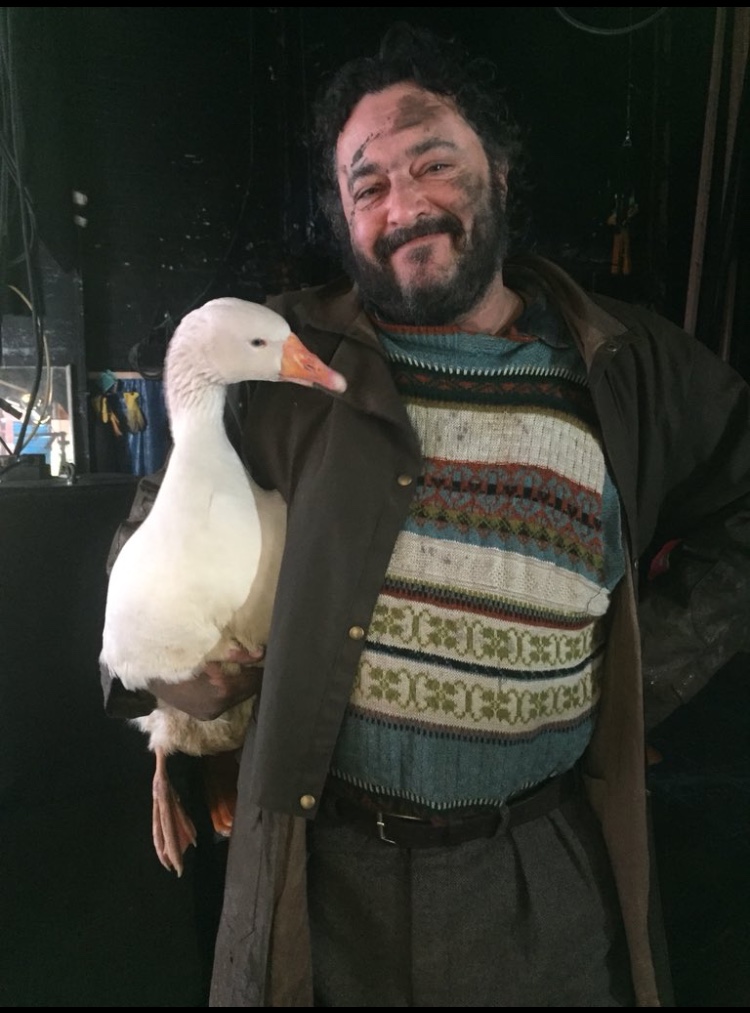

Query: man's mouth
left=391, top=233, right=446, bottom=261
left=374, top=216, right=464, bottom=263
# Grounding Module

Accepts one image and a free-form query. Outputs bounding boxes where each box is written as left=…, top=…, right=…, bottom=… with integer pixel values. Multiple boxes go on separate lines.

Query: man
left=105, top=25, right=750, bottom=1007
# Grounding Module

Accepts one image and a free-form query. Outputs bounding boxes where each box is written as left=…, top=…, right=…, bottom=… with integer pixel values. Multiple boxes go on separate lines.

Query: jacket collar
left=284, top=277, right=384, bottom=354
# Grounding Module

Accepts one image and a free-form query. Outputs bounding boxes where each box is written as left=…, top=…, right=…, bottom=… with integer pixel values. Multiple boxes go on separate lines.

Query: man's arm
left=149, top=652, right=264, bottom=720
left=640, top=515, right=750, bottom=730
left=637, top=334, right=750, bottom=730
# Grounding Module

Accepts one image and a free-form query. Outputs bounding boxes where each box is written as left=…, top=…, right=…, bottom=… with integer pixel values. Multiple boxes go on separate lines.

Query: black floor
left=2, top=660, right=748, bottom=1008
left=648, top=655, right=750, bottom=1008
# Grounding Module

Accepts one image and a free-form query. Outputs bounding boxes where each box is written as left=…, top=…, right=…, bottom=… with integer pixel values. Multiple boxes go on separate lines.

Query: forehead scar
left=351, top=131, right=381, bottom=168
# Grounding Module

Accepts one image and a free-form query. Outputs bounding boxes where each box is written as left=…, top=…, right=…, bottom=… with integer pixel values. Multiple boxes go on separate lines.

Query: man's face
left=334, top=82, right=509, bottom=326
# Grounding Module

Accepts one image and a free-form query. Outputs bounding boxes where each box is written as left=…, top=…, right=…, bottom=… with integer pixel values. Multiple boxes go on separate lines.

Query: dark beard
left=341, top=179, right=509, bottom=327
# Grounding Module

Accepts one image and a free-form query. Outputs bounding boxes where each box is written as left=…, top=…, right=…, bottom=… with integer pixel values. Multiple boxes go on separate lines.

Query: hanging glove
left=123, top=390, right=146, bottom=433
left=93, top=393, right=123, bottom=437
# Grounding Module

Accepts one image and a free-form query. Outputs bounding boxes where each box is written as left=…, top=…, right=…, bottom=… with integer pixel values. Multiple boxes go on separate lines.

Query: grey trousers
left=306, top=791, right=633, bottom=1007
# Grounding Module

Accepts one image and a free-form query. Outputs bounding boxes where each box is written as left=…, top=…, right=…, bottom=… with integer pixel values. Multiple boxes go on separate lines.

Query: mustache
left=373, top=215, right=465, bottom=262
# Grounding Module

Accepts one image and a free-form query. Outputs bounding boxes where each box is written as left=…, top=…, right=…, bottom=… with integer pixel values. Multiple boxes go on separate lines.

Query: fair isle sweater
left=329, top=299, right=625, bottom=814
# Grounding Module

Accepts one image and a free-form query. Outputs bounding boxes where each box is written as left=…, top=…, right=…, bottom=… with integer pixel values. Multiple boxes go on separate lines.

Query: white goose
left=100, top=297, right=346, bottom=875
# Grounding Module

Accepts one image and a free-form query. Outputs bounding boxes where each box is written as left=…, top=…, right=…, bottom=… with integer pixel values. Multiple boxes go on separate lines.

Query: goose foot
left=152, top=747, right=197, bottom=876
left=202, top=750, right=241, bottom=838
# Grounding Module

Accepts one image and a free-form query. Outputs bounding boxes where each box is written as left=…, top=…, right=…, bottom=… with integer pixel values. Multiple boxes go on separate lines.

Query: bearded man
left=105, top=25, right=750, bottom=1008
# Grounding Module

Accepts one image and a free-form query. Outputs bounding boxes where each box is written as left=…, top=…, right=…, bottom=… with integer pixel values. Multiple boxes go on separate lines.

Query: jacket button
left=397, top=474, right=413, bottom=487
left=348, top=625, right=366, bottom=640
left=299, top=794, right=316, bottom=810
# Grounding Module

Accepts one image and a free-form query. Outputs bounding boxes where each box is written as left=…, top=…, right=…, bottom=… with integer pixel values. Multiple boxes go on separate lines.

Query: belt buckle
left=376, top=810, right=423, bottom=845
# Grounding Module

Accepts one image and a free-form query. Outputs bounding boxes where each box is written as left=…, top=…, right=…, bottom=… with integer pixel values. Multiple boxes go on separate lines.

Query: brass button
left=348, top=625, right=366, bottom=640
left=397, top=474, right=413, bottom=487
left=299, top=794, right=316, bottom=810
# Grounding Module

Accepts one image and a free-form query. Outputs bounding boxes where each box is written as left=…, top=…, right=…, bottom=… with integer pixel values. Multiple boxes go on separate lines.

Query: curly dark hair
left=312, top=23, right=522, bottom=247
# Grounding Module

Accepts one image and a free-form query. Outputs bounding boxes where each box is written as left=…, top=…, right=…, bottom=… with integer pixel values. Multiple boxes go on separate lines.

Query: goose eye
left=250, top=338, right=267, bottom=348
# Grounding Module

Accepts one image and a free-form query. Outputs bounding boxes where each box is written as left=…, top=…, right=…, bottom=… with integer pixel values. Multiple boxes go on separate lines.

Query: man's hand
left=148, top=645, right=264, bottom=720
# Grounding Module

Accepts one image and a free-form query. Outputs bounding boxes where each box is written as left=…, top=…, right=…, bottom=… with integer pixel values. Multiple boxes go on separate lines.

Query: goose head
left=165, top=298, right=347, bottom=406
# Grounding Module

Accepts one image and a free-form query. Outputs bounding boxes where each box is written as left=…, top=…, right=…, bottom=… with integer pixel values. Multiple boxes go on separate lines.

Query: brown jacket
left=109, top=261, right=750, bottom=1007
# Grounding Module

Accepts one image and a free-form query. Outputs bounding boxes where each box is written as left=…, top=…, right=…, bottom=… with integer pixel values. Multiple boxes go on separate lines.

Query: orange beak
left=280, top=332, right=347, bottom=393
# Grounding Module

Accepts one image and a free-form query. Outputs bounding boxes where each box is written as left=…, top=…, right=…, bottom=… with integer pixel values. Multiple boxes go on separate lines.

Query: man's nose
left=386, top=178, right=429, bottom=227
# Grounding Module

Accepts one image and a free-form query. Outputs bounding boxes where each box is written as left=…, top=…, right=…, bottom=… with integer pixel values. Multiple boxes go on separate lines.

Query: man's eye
left=425, top=162, right=449, bottom=174
left=355, top=185, right=380, bottom=202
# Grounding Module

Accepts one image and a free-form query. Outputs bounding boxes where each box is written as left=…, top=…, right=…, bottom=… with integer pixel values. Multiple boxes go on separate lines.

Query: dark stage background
left=4, top=8, right=741, bottom=365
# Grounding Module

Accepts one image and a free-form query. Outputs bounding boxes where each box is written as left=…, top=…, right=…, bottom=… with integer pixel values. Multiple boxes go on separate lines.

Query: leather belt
left=323, top=769, right=578, bottom=848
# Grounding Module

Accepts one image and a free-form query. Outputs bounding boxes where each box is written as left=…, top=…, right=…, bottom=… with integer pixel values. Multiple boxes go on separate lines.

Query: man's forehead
left=336, top=84, right=469, bottom=173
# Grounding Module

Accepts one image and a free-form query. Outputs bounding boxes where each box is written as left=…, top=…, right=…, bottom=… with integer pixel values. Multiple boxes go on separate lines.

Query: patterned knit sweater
left=329, top=299, right=625, bottom=814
